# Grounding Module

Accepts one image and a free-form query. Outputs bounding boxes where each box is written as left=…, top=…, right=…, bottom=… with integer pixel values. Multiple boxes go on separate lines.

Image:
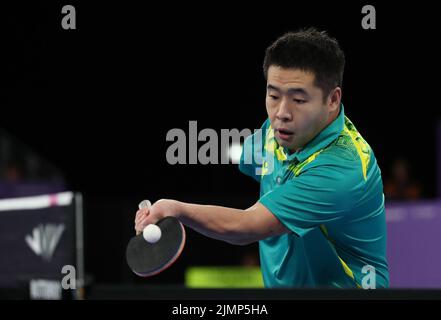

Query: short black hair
left=263, top=28, right=345, bottom=100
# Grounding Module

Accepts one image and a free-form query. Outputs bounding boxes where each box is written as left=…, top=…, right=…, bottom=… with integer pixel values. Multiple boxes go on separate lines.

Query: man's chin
left=275, top=137, right=294, bottom=150
left=277, top=139, right=304, bottom=155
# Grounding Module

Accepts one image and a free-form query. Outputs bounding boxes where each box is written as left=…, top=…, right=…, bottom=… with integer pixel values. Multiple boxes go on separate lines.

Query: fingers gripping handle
left=138, top=200, right=162, bottom=243
left=138, top=200, right=151, bottom=233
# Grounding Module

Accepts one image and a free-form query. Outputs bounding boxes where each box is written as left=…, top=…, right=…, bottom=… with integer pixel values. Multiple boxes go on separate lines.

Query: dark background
left=2, top=1, right=440, bottom=285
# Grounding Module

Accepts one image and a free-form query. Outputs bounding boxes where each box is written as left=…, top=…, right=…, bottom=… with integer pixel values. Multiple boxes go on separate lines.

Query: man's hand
left=134, top=199, right=179, bottom=235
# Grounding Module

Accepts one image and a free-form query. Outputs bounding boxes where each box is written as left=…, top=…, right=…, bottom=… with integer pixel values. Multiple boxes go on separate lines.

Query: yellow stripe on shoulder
left=343, top=118, right=371, bottom=181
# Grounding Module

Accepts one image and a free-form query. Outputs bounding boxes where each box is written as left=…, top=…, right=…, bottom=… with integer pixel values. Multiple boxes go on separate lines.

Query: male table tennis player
left=135, top=28, right=389, bottom=288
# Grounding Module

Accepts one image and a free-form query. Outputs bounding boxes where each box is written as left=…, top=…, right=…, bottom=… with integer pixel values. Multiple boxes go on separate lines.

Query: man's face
left=266, top=66, right=335, bottom=153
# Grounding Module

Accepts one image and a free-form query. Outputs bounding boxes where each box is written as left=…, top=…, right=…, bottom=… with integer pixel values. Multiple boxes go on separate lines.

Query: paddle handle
left=138, top=200, right=151, bottom=210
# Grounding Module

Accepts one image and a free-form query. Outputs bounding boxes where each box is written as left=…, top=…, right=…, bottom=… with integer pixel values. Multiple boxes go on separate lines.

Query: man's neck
left=287, top=105, right=341, bottom=155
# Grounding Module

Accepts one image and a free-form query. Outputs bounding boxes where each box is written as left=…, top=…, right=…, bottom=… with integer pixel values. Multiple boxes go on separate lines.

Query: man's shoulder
left=301, top=121, right=378, bottom=184
left=299, top=135, right=372, bottom=180
left=321, top=116, right=375, bottom=166
left=321, top=133, right=360, bottom=162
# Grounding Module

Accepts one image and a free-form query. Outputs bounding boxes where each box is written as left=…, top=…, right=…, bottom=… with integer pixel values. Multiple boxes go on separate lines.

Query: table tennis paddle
left=126, top=200, right=186, bottom=277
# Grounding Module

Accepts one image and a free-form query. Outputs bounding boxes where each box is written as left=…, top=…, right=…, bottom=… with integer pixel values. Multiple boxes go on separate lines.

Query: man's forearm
left=167, top=200, right=288, bottom=245
left=174, top=201, right=250, bottom=245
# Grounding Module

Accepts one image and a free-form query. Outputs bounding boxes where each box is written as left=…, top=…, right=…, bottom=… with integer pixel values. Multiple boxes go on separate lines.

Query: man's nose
left=275, top=98, right=292, bottom=122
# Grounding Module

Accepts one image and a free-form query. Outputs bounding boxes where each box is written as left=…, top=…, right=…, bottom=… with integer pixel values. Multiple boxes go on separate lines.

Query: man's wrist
left=170, top=199, right=185, bottom=219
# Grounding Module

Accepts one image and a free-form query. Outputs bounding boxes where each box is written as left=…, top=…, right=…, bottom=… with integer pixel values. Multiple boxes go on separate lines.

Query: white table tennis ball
left=143, top=224, right=162, bottom=243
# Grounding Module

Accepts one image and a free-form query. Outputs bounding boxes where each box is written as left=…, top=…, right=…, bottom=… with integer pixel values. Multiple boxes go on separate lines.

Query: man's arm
left=134, top=199, right=289, bottom=245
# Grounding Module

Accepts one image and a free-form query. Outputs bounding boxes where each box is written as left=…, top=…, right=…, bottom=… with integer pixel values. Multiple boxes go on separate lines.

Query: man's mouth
left=276, top=128, right=294, bottom=140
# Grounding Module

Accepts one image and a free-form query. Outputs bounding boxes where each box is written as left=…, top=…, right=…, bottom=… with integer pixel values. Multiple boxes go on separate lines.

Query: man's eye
left=269, top=95, right=279, bottom=100
left=293, top=99, right=306, bottom=104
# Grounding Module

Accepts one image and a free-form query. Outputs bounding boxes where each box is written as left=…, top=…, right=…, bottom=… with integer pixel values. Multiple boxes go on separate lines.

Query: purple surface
left=386, top=200, right=441, bottom=288
left=438, top=121, right=441, bottom=197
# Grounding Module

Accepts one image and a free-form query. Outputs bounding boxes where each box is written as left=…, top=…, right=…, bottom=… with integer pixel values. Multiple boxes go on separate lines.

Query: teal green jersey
left=239, top=104, right=389, bottom=288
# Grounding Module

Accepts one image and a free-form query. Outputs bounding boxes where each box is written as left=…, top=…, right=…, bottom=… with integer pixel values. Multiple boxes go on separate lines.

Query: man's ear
left=327, top=87, right=342, bottom=112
